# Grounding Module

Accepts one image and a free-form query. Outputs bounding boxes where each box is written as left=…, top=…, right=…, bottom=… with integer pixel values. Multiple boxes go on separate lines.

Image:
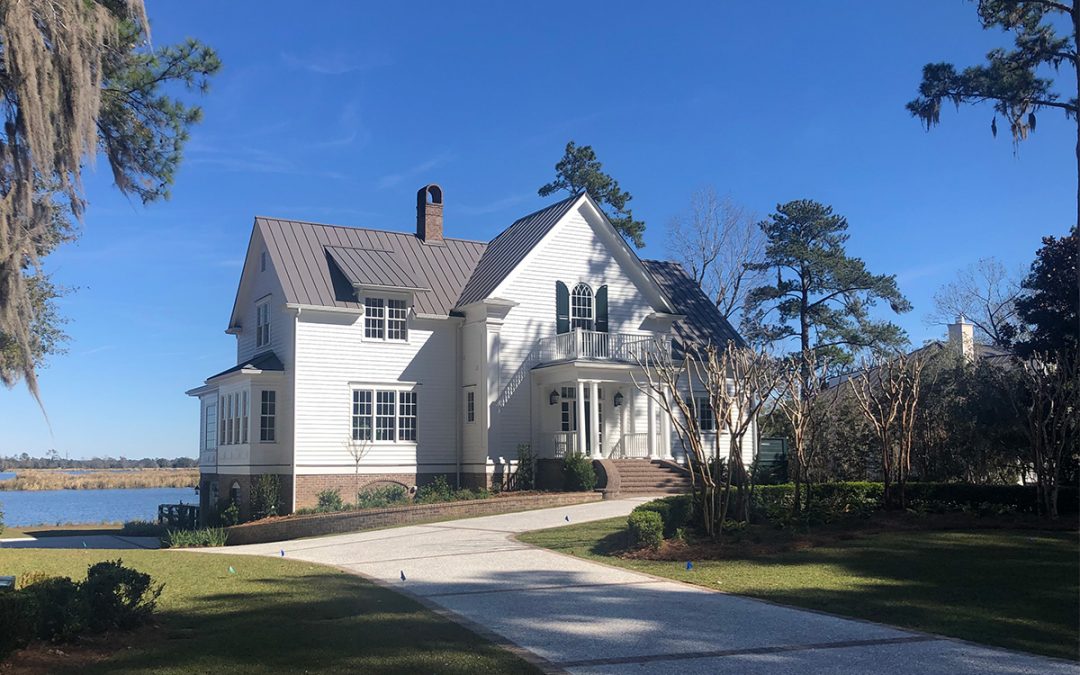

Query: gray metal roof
left=455, top=192, right=582, bottom=306
left=641, top=260, right=745, bottom=351
left=325, top=245, right=431, bottom=292
left=257, top=217, right=486, bottom=316
left=207, top=350, right=284, bottom=381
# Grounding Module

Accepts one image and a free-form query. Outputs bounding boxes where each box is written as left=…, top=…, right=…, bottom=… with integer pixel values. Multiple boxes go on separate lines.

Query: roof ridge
left=254, top=215, right=489, bottom=245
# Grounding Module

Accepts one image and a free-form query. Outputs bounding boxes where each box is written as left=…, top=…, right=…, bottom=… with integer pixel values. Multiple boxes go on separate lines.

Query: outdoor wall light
left=549, top=389, right=560, bottom=405
left=613, top=391, right=624, bottom=407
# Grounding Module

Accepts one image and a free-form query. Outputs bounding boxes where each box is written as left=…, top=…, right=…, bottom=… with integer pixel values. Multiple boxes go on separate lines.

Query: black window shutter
left=595, top=285, right=609, bottom=333
left=556, top=281, right=570, bottom=334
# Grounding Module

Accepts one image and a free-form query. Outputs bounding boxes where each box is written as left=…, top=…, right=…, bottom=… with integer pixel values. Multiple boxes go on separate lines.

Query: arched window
left=230, top=481, right=241, bottom=506
left=571, top=283, right=594, bottom=331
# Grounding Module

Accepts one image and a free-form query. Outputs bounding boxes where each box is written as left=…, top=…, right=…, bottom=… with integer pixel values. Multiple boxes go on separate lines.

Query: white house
left=186, top=186, right=747, bottom=516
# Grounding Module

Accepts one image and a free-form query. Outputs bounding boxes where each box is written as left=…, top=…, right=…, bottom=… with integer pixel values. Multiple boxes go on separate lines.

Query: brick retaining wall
left=225, top=491, right=603, bottom=546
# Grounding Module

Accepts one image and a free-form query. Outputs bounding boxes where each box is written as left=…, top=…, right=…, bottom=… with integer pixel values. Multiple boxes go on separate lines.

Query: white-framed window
left=260, top=250, right=267, bottom=272
left=465, top=390, right=475, bottom=424
left=241, top=391, right=249, bottom=443
left=256, top=298, right=271, bottom=348
left=560, top=386, right=576, bottom=432
left=225, top=394, right=234, bottom=445
left=217, top=392, right=249, bottom=446
left=204, top=400, right=218, bottom=451
left=351, top=386, right=418, bottom=444
left=698, top=398, right=716, bottom=432
left=364, top=296, right=409, bottom=341
left=571, top=283, right=594, bottom=331
left=260, top=390, right=276, bottom=442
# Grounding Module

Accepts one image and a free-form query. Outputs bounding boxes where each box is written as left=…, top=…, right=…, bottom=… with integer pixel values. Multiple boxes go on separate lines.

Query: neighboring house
left=186, top=186, right=745, bottom=517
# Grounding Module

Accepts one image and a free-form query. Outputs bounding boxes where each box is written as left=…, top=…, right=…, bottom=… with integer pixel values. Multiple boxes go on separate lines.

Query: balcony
left=536, top=329, right=671, bottom=365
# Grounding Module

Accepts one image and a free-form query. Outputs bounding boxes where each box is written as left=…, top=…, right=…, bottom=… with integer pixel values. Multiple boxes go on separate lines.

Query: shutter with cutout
left=595, top=285, right=609, bottom=333
left=556, top=281, right=570, bottom=334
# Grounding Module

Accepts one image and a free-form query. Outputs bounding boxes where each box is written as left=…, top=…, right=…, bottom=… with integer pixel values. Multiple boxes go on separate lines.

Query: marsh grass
left=0, top=468, right=198, bottom=491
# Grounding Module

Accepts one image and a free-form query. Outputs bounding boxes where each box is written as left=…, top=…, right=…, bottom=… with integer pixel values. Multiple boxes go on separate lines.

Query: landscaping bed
left=0, top=550, right=538, bottom=674
left=226, top=491, right=602, bottom=545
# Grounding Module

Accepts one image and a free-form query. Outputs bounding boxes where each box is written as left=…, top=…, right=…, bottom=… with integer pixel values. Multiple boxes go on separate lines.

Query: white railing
left=610, top=433, right=650, bottom=459
left=546, top=431, right=579, bottom=458
left=536, top=329, right=671, bottom=364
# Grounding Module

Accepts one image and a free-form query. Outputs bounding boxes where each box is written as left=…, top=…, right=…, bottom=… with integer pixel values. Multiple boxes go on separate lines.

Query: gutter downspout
left=291, top=307, right=300, bottom=513
left=456, top=317, right=462, bottom=488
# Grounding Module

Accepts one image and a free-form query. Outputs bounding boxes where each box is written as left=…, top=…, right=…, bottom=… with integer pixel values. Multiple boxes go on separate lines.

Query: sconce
left=549, top=389, right=560, bottom=406
left=613, top=391, right=624, bottom=407
left=194, top=483, right=201, bottom=496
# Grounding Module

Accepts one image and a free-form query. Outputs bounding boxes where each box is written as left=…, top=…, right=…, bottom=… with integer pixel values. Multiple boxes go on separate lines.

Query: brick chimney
left=416, top=184, right=444, bottom=244
left=947, top=315, right=975, bottom=362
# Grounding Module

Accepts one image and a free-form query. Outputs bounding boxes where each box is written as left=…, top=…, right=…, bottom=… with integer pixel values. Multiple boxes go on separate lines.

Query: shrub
left=356, top=484, right=409, bottom=509
left=316, top=488, right=345, bottom=512
left=509, top=443, right=536, bottom=491
left=627, top=510, right=663, bottom=549
left=163, top=527, right=229, bottom=548
left=415, top=475, right=454, bottom=504
left=562, top=452, right=596, bottom=492
left=250, top=474, right=282, bottom=520
left=120, top=520, right=165, bottom=537
left=82, top=560, right=163, bottom=631
left=220, top=502, right=241, bottom=526
left=632, top=495, right=693, bottom=539
left=23, top=576, right=84, bottom=642
left=0, top=590, right=37, bottom=657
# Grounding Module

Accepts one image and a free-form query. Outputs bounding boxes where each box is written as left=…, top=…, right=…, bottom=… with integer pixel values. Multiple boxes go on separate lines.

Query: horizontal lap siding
left=237, top=230, right=292, bottom=366
left=492, top=210, right=656, bottom=459
left=293, top=314, right=457, bottom=469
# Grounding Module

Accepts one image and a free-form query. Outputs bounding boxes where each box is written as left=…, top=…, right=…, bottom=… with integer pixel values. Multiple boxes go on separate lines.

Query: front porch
left=530, top=360, right=675, bottom=462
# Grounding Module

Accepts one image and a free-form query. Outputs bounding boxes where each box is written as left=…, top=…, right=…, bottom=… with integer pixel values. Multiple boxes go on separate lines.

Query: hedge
left=627, top=510, right=663, bottom=549
left=631, top=495, right=693, bottom=537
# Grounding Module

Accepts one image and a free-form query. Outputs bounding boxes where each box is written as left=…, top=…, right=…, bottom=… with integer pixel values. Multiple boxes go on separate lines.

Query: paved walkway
left=215, top=498, right=1076, bottom=674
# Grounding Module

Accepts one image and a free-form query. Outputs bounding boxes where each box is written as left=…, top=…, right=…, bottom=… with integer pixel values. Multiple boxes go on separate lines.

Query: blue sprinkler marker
left=400, top=570, right=406, bottom=582
left=565, top=515, right=570, bottom=522
left=686, top=561, right=693, bottom=571
left=280, top=549, right=285, bottom=557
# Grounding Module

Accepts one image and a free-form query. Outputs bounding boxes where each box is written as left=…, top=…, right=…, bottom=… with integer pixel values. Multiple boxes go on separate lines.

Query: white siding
left=235, top=230, right=292, bottom=366
left=488, top=207, right=659, bottom=460
left=293, top=310, right=459, bottom=473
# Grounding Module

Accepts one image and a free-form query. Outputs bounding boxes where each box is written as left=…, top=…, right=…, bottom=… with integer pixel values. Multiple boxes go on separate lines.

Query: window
left=571, top=283, right=594, bottom=331
left=387, top=299, right=408, bottom=341
left=465, top=390, right=475, bottom=424
left=204, top=401, right=218, bottom=451
left=219, top=397, right=226, bottom=445
left=351, top=387, right=418, bottom=443
left=560, top=386, right=576, bottom=432
left=698, top=398, right=716, bottom=432
left=225, top=394, right=234, bottom=445
left=399, top=391, right=417, bottom=441
left=256, top=299, right=271, bottom=348
left=260, top=391, right=276, bottom=442
left=351, top=390, right=372, bottom=441
left=260, top=250, right=267, bottom=272
left=241, top=391, right=249, bottom=444
left=375, top=390, right=396, bottom=441
left=364, top=297, right=385, bottom=339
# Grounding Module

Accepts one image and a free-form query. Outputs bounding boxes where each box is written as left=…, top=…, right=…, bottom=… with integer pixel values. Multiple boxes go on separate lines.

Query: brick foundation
left=200, top=473, right=294, bottom=524
left=295, top=473, right=423, bottom=510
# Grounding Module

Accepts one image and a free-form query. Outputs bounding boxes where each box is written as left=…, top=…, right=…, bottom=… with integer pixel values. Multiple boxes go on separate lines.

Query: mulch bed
left=0, top=625, right=161, bottom=675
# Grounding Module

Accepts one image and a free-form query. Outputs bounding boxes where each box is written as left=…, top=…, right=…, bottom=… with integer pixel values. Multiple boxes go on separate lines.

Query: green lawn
left=0, top=550, right=538, bottom=674
left=519, top=518, right=1079, bottom=661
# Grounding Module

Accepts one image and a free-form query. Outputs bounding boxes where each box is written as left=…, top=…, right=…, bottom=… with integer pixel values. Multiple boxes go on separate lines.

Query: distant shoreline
left=0, top=468, right=199, bottom=491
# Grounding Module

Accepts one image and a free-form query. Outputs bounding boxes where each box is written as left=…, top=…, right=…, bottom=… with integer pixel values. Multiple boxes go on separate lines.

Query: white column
left=576, top=380, right=586, bottom=456
left=660, top=401, right=673, bottom=460
left=646, top=393, right=657, bottom=460
left=589, top=381, right=601, bottom=459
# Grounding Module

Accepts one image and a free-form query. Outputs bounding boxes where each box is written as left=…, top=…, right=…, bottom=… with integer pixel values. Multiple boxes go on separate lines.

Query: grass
left=0, top=468, right=198, bottom=491
left=0, top=550, right=538, bottom=674
left=519, top=517, right=1080, bottom=661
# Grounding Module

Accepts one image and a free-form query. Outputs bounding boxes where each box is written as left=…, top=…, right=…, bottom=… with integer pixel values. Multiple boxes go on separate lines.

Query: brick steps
left=610, top=459, right=692, bottom=496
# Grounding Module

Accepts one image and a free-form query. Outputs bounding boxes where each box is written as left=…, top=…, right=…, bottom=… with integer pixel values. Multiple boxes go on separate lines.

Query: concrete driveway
left=214, top=498, right=1076, bottom=674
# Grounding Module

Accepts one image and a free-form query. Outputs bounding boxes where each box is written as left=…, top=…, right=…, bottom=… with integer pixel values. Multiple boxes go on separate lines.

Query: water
left=0, top=486, right=197, bottom=527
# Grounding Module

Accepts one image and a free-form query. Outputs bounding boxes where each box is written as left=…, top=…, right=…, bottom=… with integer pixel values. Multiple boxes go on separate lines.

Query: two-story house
left=186, top=186, right=746, bottom=517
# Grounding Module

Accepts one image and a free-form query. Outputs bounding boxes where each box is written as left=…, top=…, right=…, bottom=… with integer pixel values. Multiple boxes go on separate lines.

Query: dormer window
left=255, top=298, right=271, bottom=349
left=364, top=296, right=408, bottom=342
left=571, top=283, right=594, bottom=331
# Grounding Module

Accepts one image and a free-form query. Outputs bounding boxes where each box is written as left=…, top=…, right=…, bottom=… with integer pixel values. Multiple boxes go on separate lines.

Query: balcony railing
left=536, top=329, right=671, bottom=364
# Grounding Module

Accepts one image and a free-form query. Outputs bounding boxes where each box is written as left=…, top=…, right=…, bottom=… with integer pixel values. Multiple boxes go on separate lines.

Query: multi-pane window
left=204, top=401, right=217, bottom=451
left=260, top=390, right=276, bottom=442
left=375, top=390, right=396, bottom=441
left=218, top=393, right=250, bottom=446
left=387, top=299, right=408, bottom=341
left=698, top=398, right=716, bottom=432
left=352, top=388, right=418, bottom=443
left=571, top=283, right=594, bottom=331
left=240, top=391, right=249, bottom=443
left=351, top=390, right=373, bottom=441
left=466, top=390, right=475, bottom=424
left=256, top=299, right=271, bottom=348
left=560, top=387, right=576, bottom=432
left=364, top=297, right=385, bottom=339
left=398, top=391, right=417, bottom=441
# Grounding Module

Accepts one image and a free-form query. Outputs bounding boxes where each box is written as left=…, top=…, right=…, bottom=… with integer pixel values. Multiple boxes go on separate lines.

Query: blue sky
left=1, top=1, right=1073, bottom=459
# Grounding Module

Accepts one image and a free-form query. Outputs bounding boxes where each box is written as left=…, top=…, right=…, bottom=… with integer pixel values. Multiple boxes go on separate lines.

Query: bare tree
left=928, top=257, right=1022, bottom=349
left=849, top=351, right=926, bottom=509
left=774, top=350, right=833, bottom=515
left=669, top=187, right=765, bottom=323
left=999, top=353, right=1079, bottom=519
left=344, top=436, right=372, bottom=498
